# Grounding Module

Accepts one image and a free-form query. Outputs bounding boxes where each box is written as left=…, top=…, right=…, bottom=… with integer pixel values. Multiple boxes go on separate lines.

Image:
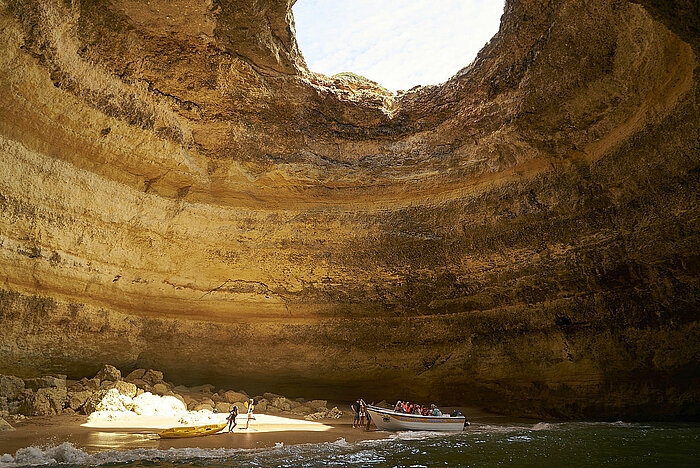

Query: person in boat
left=244, top=399, right=255, bottom=429
left=430, top=404, right=442, bottom=416
left=421, top=406, right=430, bottom=416
left=226, top=405, right=238, bottom=432
left=413, top=404, right=422, bottom=415
left=351, top=399, right=361, bottom=428
left=394, top=400, right=403, bottom=412
left=359, top=399, right=367, bottom=427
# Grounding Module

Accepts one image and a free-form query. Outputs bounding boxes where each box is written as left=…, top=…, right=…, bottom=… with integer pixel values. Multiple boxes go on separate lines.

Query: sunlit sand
left=83, top=412, right=332, bottom=433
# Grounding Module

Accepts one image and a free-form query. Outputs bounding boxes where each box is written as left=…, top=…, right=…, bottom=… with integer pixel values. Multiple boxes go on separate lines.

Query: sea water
left=1, top=422, right=698, bottom=467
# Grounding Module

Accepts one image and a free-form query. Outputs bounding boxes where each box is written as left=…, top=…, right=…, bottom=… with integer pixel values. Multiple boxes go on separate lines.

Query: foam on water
left=1, top=422, right=696, bottom=467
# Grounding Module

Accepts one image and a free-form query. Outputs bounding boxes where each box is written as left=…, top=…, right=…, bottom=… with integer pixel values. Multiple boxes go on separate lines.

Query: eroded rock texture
left=0, top=0, right=698, bottom=420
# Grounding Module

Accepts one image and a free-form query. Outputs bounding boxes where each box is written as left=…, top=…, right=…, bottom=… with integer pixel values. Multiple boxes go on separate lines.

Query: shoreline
left=0, top=405, right=507, bottom=456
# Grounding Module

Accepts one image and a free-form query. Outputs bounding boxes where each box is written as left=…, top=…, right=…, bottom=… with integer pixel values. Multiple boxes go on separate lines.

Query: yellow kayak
left=158, top=423, right=227, bottom=439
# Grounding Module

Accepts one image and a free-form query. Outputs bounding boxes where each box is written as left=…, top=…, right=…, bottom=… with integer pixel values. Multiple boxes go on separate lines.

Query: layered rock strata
left=0, top=0, right=698, bottom=419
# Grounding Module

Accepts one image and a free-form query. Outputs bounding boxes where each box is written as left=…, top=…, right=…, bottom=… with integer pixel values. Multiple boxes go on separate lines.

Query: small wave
left=531, top=422, right=553, bottom=431
left=0, top=442, right=244, bottom=467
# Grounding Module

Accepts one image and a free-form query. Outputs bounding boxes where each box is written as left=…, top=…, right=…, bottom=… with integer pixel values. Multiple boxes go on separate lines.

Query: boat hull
left=366, top=406, right=465, bottom=432
left=158, top=423, right=227, bottom=438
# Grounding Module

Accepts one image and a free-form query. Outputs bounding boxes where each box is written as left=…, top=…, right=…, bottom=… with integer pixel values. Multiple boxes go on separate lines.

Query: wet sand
left=0, top=405, right=506, bottom=456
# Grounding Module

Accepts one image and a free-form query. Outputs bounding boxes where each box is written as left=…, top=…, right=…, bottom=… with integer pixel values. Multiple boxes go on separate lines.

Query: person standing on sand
left=358, top=399, right=367, bottom=427
left=351, top=399, right=361, bottom=428
left=226, top=405, right=238, bottom=432
left=244, top=399, right=255, bottom=429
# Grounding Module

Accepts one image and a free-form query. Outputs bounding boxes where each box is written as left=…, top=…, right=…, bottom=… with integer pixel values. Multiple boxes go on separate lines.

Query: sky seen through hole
left=293, top=0, right=506, bottom=91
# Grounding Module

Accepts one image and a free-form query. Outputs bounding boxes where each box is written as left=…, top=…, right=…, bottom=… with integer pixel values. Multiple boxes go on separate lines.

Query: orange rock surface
left=0, top=0, right=697, bottom=419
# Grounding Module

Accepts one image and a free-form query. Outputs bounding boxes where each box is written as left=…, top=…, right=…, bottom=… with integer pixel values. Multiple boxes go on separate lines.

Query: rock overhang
left=0, top=0, right=697, bottom=419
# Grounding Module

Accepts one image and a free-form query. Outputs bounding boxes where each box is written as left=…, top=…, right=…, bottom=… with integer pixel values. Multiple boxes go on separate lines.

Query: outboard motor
left=450, top=410, right=463, bottom=417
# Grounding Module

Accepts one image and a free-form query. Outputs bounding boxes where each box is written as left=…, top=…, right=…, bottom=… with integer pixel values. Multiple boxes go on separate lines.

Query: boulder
left=24, top=387, right=67, bottom=416
left=109, top=381, right=138, bottom=398
left=0, top=417, right=14, bottom=431
left=132, top=392, right=186, bottom=416
left=82, top=390, right=108, bottom=414
left=125, top=369, right=147, bottom=382
left=291, top=405, right=314, bottom=415
left=215, top=402, right=231, bottom=413
left=95, top=388, right=133, bottom=412
left=223, top=391, right=248, bottom=403
left=200, top=397, right=215, bottom=407
left=271, top=397, right=292, bottom=412
left=66, top=380, right=84, bottom=392
left=67, top=390, right=92, bottom=411
left=232, top=401, right=247, bottom=412
left=172, top=393, right=186, bottom=406
left=309, top=400, right=327, bottom=411
left=326, top=407, right=343, bottom=419
left=304, top=411, right=327, bottom=421
left=129, top=379, right=149, bottom=390
left=172, top=385, right=189, bottom=393
left=255, top=400, right=267, bottom=413
left=99, top=380, right=115, bottom=389
left=94, top=364, right=121, bottom=382
left=23, top=376, right=66, bottom=391
left=193, top=403, right=214, bottom=412
left=84, top=378, right=100, bottom=391
left=0, top=375, right=25, bottom=400
left=262, top=392, right=283, bottom=401
left=152, top=383, right=169, bottom=395
left=142, top=369, right=164, bottom=385
left=210, top=392, right=223, bottom=403
left=189, top=384, right=214, bottom=394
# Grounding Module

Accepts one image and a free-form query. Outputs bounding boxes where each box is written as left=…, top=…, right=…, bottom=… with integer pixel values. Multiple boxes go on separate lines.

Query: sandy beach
left=0, top=405, right=506, bottom=457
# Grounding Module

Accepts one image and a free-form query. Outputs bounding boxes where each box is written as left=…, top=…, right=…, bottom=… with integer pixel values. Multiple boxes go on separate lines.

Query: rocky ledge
left=0, top=364, right=341, bottom=431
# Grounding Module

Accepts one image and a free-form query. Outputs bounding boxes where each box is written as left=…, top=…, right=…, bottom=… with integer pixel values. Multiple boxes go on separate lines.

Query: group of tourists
left=394, top=400, right=442, bottom=416
left=226, top=398, right=256, bottom=432
left=350, top=398, right=371, bottom=429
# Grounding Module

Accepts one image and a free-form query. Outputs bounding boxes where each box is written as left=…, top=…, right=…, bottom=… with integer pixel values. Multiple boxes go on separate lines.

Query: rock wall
left=0, top=0, right=697, bottom=420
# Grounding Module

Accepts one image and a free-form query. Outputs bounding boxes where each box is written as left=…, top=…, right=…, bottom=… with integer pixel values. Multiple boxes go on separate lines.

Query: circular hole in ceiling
left=292, top=0, right=506, bottom=92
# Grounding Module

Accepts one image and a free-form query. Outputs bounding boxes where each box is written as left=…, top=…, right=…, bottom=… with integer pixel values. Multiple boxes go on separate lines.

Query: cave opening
left=292, top=0, right=506, bottom=91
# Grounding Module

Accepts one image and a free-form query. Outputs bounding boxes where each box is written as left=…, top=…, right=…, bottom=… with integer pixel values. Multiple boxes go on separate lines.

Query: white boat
left=366, top=405, right=467, bottom=431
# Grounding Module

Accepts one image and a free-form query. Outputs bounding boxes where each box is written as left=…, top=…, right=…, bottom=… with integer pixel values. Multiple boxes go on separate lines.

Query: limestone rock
left=67, top=391, right=92, bottom=411
left=215, top=402, right=231, bottom=413
left=125, top=369, right=147, bottom=382
left=23, top=387, right=67, bottom=416
left=291, top=405, right=314, bottom=415
left=255, top=401, right=268, bottom=413
left=304, top=411, right=327, bottom=421
left=193, top=403, right=214, bottom=412
left=309, top=400, right=328, bottom=411
left=223, top=391, right=248, bottom=403
left=23, top=376, right=66, bottom=391
left=95, top=388, right=133, bottom=412
left=152, top=383, right=169, bottom=395
left=189, top=384, right=215, bottom=394
left=0, top=0, right=697, bottom=421
left=0, top=375, right=24, bottom=400
left=82, top=390, right=108, bottom=415
left=109, top=381, right=138, bottom=398
left=142, top=370, right=164, bottom=386
left=271, top=397, right=292, bottom=412
left=326, top=407, right=343, bottom=419
left=94, top=365, right=122, bottom=382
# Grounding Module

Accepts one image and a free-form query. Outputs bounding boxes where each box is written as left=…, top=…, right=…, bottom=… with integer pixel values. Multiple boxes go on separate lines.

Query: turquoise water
left=2, top=422, right=698, bottom=467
